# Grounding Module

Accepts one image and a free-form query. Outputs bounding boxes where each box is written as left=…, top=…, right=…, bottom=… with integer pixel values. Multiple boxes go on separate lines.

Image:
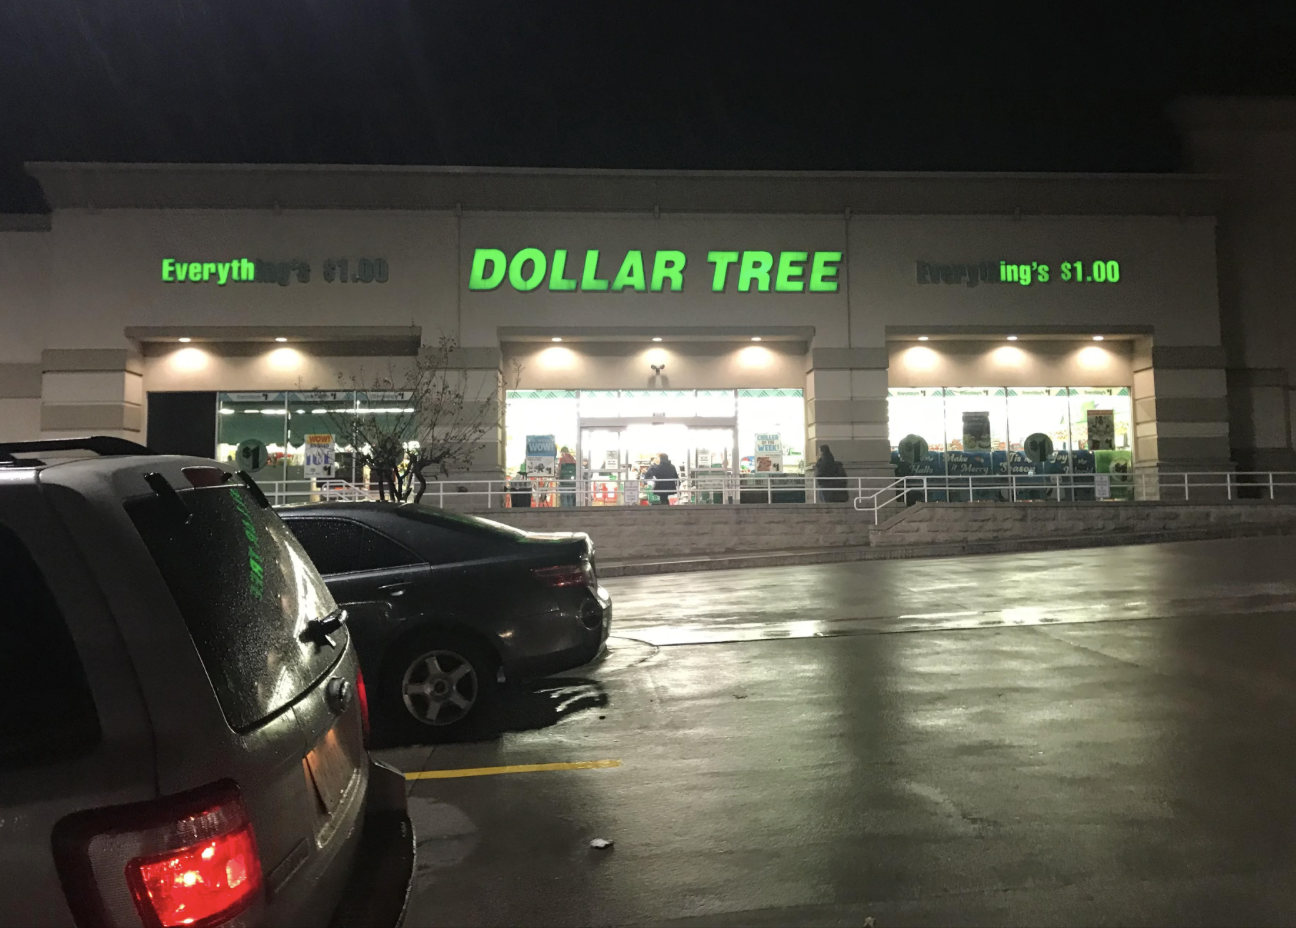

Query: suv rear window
left=0, top=523, right=101, bottom=768
left=126, top=484, right=342, bottom=731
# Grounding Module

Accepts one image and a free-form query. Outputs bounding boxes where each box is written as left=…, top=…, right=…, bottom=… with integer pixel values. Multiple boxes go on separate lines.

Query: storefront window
left=216, top=392, right=290, bottom=481
left=504, top=388, right=805, bottom=476
left=888, top=386, right=1133, bottom=475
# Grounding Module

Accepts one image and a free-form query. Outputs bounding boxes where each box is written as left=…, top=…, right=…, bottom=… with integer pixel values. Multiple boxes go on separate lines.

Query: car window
left=390, top=519, right=503, bottom=565
left=285, top=517, right=423, bottom=575
left=126, top=484, right=342, bottom=732
left=0, top=522, right=101, bottom=768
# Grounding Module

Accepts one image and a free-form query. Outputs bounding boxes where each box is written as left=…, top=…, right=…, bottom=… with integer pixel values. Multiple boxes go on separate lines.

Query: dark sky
left=3, top=1, right=1296, bottom=210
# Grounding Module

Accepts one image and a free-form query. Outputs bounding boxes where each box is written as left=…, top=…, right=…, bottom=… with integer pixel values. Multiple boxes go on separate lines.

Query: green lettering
left=549, top=249, right=578, bottom=291
left=808, top=252, right=842, bottom=292
left=650, top=250, right=686, bottom=292
left=774, top=251, right=807, bottom=292
left=188, top=262, right=202, bottom=282
left=707, top=251, right=740, bottom=292
left=738, top=251, right=773, bottom=292
left=468, top=248, right=507, bottom=290
left=580, top=250, right=609, bottom=291
left=611, top=250, right=646, bottom=291
left=202, top=262, right=216, bottom=281
left=508, top=248, right=546, bottom=291
left=162, top=259, right=175, bottom=282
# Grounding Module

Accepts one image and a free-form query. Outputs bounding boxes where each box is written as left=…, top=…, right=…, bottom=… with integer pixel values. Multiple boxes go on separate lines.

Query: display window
left=888, top=386, right=1133, bottom=475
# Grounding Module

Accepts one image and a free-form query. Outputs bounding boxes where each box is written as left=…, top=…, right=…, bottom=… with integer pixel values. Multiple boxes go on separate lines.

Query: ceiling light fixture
left=274, top=337, right=288, bottom=342
left=177, top=337, right=191, bottom=343
left=751, top=336, right=762, bottom=342
left=1006, top=335, right=1018, bottom=341
left=1093, top=335, right=1104, bottom=341
left=551, top=337, right=563, bottom=342
left=652, top=337, right=663, bottom=342
left=918, top=336, right=929, bottom=341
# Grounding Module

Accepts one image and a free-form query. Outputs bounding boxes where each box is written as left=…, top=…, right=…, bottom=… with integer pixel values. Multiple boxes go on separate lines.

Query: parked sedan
left=277, top=502, right=612, bottom=741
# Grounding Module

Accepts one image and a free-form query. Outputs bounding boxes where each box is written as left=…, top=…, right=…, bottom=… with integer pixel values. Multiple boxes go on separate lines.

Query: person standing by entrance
left=814, top=444, right=848, bottom=503
left=644, top=452, right=679, bottom=505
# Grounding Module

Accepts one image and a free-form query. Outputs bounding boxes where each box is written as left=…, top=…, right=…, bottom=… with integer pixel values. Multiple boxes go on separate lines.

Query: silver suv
left=0, top=438, right=413, bottom=928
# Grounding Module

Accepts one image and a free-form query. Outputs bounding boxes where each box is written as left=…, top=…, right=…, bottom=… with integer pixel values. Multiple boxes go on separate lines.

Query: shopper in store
left=644, top=452, right=680, bottom=505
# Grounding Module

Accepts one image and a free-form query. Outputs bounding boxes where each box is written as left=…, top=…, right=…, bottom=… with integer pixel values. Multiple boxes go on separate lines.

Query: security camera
left=651, top=363, right=666, bottom=374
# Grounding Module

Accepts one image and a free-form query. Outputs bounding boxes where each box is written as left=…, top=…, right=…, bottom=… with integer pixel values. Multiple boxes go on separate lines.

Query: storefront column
left=40, top=348, right=144, bottom=442
left=805, top=348, right=893, bottom=479
left=0, top=362, right=41, bottom=441
left=443, top=345, right=506, bottom=482
left=1132, top=340, right=1233, bottom=497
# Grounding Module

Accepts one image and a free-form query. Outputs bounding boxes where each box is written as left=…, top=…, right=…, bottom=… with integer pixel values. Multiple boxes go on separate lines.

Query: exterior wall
left=0, top=161, right=1245, bottom=477
left=1172, top=98, right=1296, bottom=470
left=887, top=340, right=1134, bottom=388
left=501, top=340, right=807, bottom=391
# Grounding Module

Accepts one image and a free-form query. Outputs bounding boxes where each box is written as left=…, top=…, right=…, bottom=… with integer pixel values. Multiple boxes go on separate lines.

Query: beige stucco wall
left=888, top=339, right=1134, bottom=388
left=0, top=173, right=1234, bottom=469
left=502, top=340, right=806, bottom=391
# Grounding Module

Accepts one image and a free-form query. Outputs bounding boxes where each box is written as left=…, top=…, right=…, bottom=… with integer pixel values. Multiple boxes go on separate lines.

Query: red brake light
left=127, top=824, right=261, bottom=928
left=53, top=781, right=263, bottom=928
left=533, top=563, right=589, bottom=587
left=355, top=667, right=371, bottom=744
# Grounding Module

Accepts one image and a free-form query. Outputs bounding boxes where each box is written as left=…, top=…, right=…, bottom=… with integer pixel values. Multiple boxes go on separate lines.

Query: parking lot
left=385, top=535, right=1296, bottom=927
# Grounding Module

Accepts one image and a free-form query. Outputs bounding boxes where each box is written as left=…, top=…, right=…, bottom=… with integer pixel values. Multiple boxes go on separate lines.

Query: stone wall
left=473, top=499, right=1296, bottom=563
left=872, top=500, right=1296, bottom=546
left=479, top=504, right=874, bottom=561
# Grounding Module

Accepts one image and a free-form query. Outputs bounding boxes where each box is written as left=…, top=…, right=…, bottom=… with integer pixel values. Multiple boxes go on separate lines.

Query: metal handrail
left=258, top=470, right=1296, bottom=517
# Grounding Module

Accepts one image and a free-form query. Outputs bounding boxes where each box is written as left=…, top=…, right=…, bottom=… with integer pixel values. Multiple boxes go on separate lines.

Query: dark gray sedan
left=277, top=502, right=612, bottom=741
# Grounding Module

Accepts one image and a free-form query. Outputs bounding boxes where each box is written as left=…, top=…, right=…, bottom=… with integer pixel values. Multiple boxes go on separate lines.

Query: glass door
left=688, top=426, right=734, bottom=504
left=580, top=427, right=625, bottom=506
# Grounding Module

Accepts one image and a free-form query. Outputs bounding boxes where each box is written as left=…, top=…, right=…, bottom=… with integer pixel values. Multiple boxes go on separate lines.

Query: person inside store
left=814, top=444, right=848, bottom=502
left=558, top=446, right=577, bottom=507
left=644, top=452, right=679, bottom=505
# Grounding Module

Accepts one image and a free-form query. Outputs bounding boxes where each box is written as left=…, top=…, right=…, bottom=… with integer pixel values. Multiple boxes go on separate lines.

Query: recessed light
left=652, top=337, right=663, bottom=342
left=1093, top=335, right=1104, bottom=341
left=918, top=336, right=929, bottom=341
left=551, top=337, right=563, bottom=342
left=177, top=337, right=191, bottom=343
left=275, top=337, right=288, bottom=342
left=1006, top=335, right=1018, bottom=341
left=751, top=336, right=762, bottom=342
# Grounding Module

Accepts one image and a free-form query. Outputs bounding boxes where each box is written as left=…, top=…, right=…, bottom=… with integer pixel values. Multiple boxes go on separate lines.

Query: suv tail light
left=355, top=666, right=371, bottom=744
left=533, top=559, right=594, bottom=588
left=53, top=781, right=263, bottom=928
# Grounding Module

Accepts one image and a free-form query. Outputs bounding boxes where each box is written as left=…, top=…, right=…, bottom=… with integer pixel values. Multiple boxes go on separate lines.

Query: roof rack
left=0, top=436, right=155, bottom=464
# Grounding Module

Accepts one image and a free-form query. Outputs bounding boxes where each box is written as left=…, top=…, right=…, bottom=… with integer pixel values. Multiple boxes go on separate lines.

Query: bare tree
left=324, top=336, right=521, bottom=503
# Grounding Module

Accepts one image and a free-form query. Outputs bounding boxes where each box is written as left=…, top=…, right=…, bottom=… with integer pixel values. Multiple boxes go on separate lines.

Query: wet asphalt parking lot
left=378, top=535, right=1296, bottom=927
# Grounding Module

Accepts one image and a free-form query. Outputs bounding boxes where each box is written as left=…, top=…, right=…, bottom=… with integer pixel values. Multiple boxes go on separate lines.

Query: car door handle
left=378, top=581, right=412, bottom=597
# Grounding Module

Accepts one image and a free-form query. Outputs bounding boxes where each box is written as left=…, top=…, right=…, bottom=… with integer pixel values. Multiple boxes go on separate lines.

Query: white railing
left=1131, top=470, right=1296, bottom=502
left=258, top=471, right=1296, bottom=517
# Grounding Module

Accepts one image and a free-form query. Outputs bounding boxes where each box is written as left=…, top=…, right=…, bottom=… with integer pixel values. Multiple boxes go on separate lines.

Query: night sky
left=3, top=1, right=1296, bottom=211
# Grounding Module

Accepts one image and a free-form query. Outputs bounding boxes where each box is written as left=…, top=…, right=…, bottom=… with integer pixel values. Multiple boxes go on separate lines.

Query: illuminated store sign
left=915, top=259, right=1122, bottom=287
left=468, top=248, right=842, bottom=293
left=161, top=257, right=388, bottom=286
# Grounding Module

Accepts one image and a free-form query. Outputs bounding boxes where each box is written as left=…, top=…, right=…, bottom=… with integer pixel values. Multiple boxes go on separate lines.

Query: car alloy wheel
left=401, top=649, right=479, bottom=726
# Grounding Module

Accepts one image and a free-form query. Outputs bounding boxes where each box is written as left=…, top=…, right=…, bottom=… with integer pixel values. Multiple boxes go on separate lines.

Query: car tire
left=380, top=631, right=498, bottom=743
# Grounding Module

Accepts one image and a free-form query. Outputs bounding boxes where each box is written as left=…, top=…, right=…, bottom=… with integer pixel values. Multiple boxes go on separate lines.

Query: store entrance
left=578, top=417, right=737, bottom=505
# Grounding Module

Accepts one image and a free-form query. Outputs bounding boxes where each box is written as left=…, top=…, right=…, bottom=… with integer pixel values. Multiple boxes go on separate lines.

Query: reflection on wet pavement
left=393, top=536, right=1296, bottom=928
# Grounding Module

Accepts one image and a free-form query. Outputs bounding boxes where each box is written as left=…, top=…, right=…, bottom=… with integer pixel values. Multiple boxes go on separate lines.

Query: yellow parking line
left=405, top=759, right=622, bottom=780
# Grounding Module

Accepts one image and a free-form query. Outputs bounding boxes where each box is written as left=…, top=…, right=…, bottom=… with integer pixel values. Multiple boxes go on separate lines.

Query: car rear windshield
left=126, top=483, right=342, bottom=732
left=395, top=504, right=528, bottom=541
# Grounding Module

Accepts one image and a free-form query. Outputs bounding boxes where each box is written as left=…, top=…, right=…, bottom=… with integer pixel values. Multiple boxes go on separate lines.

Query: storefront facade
left=2, top=101, right=1292, bottom=486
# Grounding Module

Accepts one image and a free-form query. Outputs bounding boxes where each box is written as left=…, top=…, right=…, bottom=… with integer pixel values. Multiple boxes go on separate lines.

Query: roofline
left=23, top=161, right=1226, bottom=216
